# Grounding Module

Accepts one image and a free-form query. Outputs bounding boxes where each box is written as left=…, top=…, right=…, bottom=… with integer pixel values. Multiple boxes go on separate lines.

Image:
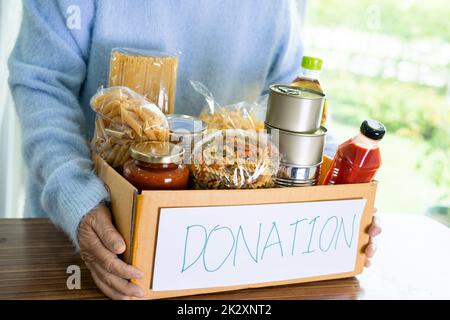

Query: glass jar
left=123, top=142, right=189, bottom=190
left=167, top=114, right=206, bottom=164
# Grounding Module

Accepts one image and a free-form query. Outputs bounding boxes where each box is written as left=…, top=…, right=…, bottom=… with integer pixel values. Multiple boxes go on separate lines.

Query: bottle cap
left=301, top=56, right=323, bottom=71
left=360, top=119, right=386, bottom=140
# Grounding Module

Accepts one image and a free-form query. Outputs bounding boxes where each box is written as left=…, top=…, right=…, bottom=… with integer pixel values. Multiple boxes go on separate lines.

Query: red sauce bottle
left=323, top=120, right=386, bottom=185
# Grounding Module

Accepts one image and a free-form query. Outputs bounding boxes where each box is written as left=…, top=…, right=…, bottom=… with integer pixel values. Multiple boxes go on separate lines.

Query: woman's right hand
left=77, top=203, right=145, bottom=299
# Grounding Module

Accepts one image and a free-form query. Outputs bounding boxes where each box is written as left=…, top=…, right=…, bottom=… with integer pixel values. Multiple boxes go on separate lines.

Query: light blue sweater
left=8, top=0, right=303, bottom=246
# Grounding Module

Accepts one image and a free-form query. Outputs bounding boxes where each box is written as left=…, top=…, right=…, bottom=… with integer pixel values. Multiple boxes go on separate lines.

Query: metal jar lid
left=167, top=114, right=207, bottom=136
left=265, top=84, right=325, bottom=133
left=130, top=141, right=184, bottom=164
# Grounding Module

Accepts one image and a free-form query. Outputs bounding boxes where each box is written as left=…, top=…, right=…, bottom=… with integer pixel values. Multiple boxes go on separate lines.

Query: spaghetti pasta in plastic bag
left=190, top=129, right=279, bottom=189
left=109, top=48, right=179, bottom=114
left=191, top=81, right=266, bottom=131
left=91, top=86, right=169, bottom=168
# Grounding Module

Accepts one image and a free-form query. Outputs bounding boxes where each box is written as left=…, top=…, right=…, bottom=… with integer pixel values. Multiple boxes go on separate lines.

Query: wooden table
left=0, top=215, right=449, bottom=300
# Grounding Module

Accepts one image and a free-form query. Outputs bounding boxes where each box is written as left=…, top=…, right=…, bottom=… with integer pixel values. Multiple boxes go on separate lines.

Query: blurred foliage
left=323, top=70, right=450, bottom=190
left=305, top=0, right=450, bottom=204
left=307, top=0, right=450, bottom=42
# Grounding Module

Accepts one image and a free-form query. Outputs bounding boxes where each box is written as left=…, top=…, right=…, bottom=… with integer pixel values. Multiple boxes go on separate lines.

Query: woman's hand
left=364, top=208, right=382, bottom=267
left=78, top=203, right=145, bottom=299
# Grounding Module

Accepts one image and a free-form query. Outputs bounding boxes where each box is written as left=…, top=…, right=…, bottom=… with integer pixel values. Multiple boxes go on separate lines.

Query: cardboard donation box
left=94, top=154, right=377, bottom=299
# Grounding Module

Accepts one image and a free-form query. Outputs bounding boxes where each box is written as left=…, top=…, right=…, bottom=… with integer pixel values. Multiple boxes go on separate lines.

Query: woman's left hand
left=364, top=208, right=382, bottom=267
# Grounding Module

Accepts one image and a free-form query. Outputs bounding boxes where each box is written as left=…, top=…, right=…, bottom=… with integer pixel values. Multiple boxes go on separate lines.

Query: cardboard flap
left=93, top=154, right=137, bottom=263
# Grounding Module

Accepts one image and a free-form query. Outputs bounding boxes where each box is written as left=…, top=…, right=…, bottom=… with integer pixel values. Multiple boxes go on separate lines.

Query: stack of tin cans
left=265, top=85, right=327, bottom=187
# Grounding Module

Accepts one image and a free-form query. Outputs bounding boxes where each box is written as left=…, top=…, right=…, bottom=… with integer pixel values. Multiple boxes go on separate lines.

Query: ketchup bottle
left=323, top=120, right=386, bottom=185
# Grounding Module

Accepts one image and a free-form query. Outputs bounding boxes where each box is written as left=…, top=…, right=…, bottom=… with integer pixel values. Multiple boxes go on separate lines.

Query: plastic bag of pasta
left=191, top=81, right=266, bottom=131
left=190, top=129, right=279, bottom=189
left=91, top=86, right=169, bottom=168
left=109, top=48, right=179, bottom=114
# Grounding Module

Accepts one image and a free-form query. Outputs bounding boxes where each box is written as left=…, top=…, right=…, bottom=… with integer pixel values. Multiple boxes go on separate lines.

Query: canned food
left=275, top=163, right=322, bottom=187
left=265, top=84, right=325, bottom=133
left=265, top=123, right=327, bottom=166
left=167, top=114, right=207, bottom=164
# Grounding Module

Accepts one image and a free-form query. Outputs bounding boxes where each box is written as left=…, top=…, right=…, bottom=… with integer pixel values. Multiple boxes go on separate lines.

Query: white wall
left=0, top=0, right=24, bottom=218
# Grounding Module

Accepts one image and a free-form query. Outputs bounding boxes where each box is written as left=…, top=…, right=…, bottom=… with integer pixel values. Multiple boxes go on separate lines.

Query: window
left=302, top=0, right=450, bottom=222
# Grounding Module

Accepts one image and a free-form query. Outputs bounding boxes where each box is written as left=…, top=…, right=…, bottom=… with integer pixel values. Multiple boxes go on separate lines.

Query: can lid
left=265, top=122, right=328, bottom=136
left=360, top=119, right=386, bottom=140
left=301, top=56, right=323, bottom=71
left=130, top=142, right=184, bottom=164
left=167, top=114, right=206, bottom=134
left=270, top=85, right=324, bottom=99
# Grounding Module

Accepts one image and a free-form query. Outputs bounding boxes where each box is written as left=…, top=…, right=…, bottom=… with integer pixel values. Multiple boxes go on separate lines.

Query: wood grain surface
left=0, top=215, right=449, bottom=300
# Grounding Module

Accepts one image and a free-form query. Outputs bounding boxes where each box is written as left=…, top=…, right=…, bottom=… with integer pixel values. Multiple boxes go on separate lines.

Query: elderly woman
left=8, top=0, right=381, bottom=299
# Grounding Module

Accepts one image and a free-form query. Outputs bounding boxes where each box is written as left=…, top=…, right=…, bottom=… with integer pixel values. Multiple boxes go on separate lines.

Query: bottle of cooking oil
left=291, top=56, right=328, bottom=127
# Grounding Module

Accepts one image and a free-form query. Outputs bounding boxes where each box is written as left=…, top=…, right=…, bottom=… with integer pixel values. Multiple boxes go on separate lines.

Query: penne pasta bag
left=90, top=86, right=169, bottom=168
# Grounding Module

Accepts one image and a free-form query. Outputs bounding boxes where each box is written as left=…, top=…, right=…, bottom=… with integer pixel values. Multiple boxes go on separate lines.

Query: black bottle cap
left=360, top=119, right=386, bottom=140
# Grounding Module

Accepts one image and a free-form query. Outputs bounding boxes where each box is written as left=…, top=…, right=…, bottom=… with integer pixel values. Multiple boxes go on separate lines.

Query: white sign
left=152, top=199, right=367, bottom=291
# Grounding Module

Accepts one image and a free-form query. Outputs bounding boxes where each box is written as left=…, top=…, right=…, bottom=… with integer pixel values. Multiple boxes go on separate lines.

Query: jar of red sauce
left=323, top=119, right=386, bottom=185
left=123, top=142, right=189, bottom=190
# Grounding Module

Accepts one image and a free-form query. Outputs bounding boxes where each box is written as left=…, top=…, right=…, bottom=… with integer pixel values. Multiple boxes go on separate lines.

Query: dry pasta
left=191, top=80, right=265, bottom=131
left=199, top=105, right=265, bottom=131
left=91, top=86, right=169, bottom=168
left=190, top=129, right=279, bottom=189
left=109, top=48, right=178, bottom=114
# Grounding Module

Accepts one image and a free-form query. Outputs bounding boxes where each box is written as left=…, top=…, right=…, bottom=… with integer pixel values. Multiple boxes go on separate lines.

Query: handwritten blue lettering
left=319, top=216, right=339, bottom=252
left=233, top=224, right=261, bottom=266
left=302, top=216, right=320, bottom=254
left=202, top=225, right=235, bottom=272
left=181, top=225, right=208, bottom=272
left=289, top=219, right=308, bottom=256
left=261, top=222, right=284, bottom=260
left=335, top=214, right=357, bottom=249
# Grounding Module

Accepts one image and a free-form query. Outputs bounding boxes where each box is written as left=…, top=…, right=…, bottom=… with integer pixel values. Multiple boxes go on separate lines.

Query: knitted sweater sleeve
left=8, top=0, right=109, bottom=247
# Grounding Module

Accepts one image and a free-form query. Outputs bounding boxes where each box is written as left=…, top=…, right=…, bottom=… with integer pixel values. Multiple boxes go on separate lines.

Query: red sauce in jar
left=123, top=160, right=189, bottom=190
left=323, top=138, right=381, bottom=184
left=122, top=142, right=189, bottom=191
left=323, top=120, right=385, bottom=185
